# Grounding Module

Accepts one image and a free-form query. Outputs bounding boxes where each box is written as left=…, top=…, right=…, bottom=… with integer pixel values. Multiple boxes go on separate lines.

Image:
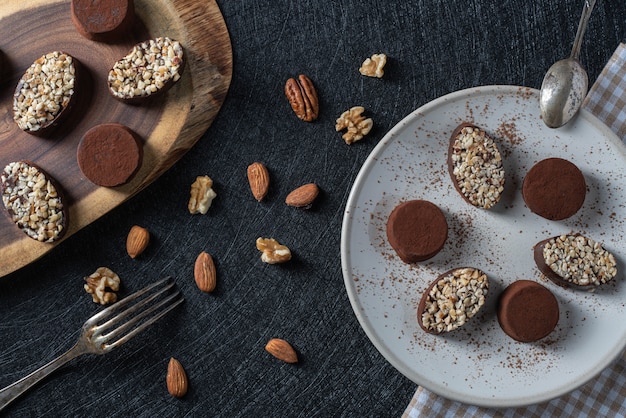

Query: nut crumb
left=84, top=267, right=120, bottom=305
left=256, top=237, right=291, bottom=264
left=335, top=106, right=373, bottom=144
left=188, top=175, right=217, bottom=214
left=359, top=53, right=387, bottom=78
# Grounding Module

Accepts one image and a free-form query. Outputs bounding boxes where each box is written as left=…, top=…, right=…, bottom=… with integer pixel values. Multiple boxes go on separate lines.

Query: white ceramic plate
left=341, top=86, right=626, bottom=408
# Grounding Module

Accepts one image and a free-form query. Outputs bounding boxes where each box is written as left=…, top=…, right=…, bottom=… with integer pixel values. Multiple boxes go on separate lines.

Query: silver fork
left=0, top=276, right=184, bottom=411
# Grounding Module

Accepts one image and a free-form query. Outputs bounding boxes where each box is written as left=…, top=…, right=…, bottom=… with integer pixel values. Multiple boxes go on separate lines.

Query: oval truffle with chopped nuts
left=107, top=36, right=185, bottom=104
left=417, top=267, right=489, bottom=334
left=448, top=123, right=505, bottom=209
left=13, top=51, right=82, bottom=135
left=1, top=161, right=68, bottom=242
left=534, top=234, right=618, bottom=289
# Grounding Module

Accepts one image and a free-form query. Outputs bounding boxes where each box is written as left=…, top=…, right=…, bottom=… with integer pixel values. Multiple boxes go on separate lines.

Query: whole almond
left=194, top=251, right=216, bottom=292
left=166, top=357, right=188, bottom=398
left=265, top=338, right=298, bottom=363
left=247, top=162, right=270, bottom=202
left=285, top=183, right=319, bottom=208
left=126, top=225, right=150, bottom=258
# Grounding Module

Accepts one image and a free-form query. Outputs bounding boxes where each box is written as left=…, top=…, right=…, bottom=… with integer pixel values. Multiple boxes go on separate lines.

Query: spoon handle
left=570, top=0, right=597, bottom=60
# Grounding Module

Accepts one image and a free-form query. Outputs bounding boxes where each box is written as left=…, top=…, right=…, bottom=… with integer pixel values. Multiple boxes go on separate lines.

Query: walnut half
left=256, top=237, right=292, bottom=264
left=84, top=267, right=121, bottom=305
left=359, top=53, right=387, bottom=78
left=335, top=106, right=373, bottom=144
left=188, top=175, right=217, bottom=214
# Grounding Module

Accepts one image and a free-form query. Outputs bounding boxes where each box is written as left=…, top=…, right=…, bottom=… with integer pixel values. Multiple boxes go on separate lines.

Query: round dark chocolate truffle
left=386, top=199, right=448, bottom=263
left=77, top=123, right=143, bottom=187
left=497, top=280, right=559, bottom=342
left=522, top=157, right=586, bottom=220
left=71, top=0, right=135, bottom=42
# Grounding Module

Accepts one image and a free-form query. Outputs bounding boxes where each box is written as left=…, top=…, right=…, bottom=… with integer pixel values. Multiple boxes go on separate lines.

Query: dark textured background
left=1, top=0, right=625, bottom=416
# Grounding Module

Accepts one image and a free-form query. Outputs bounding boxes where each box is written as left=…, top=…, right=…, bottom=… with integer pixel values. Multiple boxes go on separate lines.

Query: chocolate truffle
left=418, top=267, right=489, bottom=334
left=71, top=0, right=135, bottom=42
left=108, top=37, right=185, bottom=104
left=77, top=123, right=143, bottom=187
left=522, top=157, right=586, bottom=220
left=386, top=199, right=448, bottom=263
left=497, top=280, right=559, bottom=342
left=13, top=51, right=82, bottom=135
left=1, top=161, right=68, bottom=242
left=534, top=234, right=617, bottom=289
left=448, top=123, right=505, bottom=209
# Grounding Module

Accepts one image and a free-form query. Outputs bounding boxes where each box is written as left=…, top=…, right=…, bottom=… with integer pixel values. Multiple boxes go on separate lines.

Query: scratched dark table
left=2, top=1, right=625, bottom=417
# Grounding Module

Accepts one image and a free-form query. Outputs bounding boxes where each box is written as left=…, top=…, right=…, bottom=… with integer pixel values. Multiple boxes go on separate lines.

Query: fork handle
left=0, top=342, right=84, bottom=411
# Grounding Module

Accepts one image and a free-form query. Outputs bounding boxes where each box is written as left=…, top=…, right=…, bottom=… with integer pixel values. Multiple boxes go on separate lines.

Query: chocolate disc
left=497, top=280, right=559, bottom=342
left=71, top=0, right=135, bottom=42
left=77, top=123, right=143, bottom=187
left=386, top=199, right=448, bottom=263
left=522, top=157, right=586, bottom=220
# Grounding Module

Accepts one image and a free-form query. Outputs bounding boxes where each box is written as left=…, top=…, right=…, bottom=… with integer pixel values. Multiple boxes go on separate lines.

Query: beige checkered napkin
left=582, top=42, right=626, bottom=141
left=402, top=43, right=626, bottom=418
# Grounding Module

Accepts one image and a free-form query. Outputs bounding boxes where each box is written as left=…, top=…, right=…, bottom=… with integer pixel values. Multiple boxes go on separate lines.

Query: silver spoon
left=539, top=0, right=597, bottom=128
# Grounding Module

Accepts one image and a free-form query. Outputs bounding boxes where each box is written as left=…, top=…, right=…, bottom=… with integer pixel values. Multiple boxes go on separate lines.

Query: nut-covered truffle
left=448, top=123, right=505, bottom=209
left=534, top=234, right=617, bottom=289
left=418, top=267, right=489, bottom=334
left=108, top=37, right=185, bottom=103
left=1, top=161, right=68, bottom=242
left=13, top=51, right=81, bottom=135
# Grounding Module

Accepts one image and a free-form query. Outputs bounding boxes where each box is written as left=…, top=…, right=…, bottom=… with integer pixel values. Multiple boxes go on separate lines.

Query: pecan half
left=285, top=74, right=319, bottom=122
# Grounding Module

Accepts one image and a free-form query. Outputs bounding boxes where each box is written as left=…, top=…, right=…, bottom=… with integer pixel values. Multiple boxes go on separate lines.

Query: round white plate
left=341, top=85, right=626, bottom=407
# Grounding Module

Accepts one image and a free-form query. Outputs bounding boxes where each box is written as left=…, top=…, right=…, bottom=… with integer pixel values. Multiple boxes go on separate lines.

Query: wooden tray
left=0, top=0, right=233, bottom=278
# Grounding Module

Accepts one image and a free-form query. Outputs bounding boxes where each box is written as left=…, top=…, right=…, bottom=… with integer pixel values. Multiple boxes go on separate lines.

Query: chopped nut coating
left=449, top=125, right=505, bottom=209
left=108, top=37, right=184, bottom=102
left=543, top=235, right=617, bottom=287
left=84, top=267, right=121, bottom=305
left=256, top=237, right=292, bottom=264
left=13, top=51, right=76, bottom=133
left=1, top=161, right=66, bottom=242
left=359, top=53, right=387, bottom=78
left=335, top=106, right=373, bottom=144
left=188, top=175, right=217, bottom=214
left=420, top=267, right=489, bottom=334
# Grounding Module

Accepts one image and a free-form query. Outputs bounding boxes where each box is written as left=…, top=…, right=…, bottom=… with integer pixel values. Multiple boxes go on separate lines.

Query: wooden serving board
left=0, top=0, right=232, bottom=278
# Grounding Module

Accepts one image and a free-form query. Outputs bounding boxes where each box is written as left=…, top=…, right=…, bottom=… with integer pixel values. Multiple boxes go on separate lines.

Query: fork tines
left=86, top=277, right=184, bottom=351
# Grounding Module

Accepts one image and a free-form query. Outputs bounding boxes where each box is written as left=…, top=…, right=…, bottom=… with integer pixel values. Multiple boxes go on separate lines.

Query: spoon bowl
left=540, top=58, right=588, bottom=128
left=540, top=0, right=596, bottom=128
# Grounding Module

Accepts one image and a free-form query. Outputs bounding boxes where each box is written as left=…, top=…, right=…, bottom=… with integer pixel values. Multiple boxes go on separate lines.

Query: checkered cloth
left=403, top=43, right=626, bottom=418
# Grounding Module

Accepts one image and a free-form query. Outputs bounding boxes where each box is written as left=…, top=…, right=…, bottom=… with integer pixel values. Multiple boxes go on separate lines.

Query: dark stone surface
left=1, top=0, right=625, bottom=416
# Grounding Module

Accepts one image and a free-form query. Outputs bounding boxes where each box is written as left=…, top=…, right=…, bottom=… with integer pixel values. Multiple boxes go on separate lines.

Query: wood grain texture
left=0, top=0, right=232, bottom=277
